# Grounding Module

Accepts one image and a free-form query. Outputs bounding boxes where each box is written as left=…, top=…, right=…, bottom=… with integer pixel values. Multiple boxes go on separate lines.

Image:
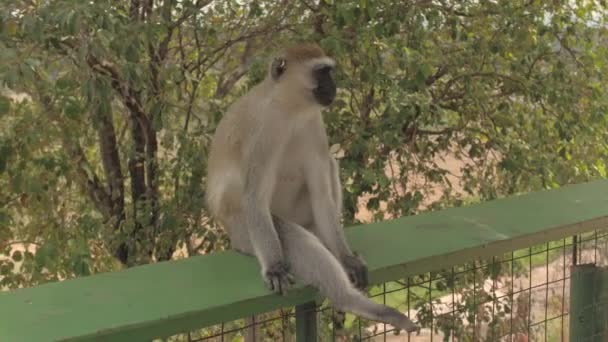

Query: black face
left=312, top=65, right=336, bottom=106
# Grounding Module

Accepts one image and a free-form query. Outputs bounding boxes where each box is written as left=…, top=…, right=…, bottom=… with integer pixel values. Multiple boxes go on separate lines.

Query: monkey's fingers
left=265, top=275, right=286, bottom=295
left=264, top=274, right=280, bottom=294
left=264, top=276, right=276, bottom=292
left=270, top=274, right=292, bottom=296
left=406, top=323, right=421, bottom=335
left=347, top=270, right=359, bottom=288
left=275, top=276, right=284, bottom=295
left=358, top=266, right=369, bottom=289
left=347, top=266, right=367, bottom=289
left=264, top=262, right=293, bottom=296
left=395, top=318, right=421, bottom=335
left=343, top=253, right=369, bottom=290
left=279, top=275, right=292, bottom=295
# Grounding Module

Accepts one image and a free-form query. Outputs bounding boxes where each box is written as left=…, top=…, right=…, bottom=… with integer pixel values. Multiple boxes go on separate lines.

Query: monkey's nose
left=313, top=85, right=336, bottom=106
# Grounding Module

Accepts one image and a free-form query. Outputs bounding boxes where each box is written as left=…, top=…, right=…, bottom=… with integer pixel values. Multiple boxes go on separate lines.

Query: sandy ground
left=354, top=146, right=483, bottom=223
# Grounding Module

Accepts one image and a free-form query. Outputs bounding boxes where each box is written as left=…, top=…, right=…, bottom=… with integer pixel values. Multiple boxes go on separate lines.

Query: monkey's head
left=270, top=43, right=337, bottom=107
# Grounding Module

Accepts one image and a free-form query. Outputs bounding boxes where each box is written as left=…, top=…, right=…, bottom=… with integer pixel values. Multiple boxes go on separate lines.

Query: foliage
left=1, top=0, right=607, bottom=339
left=1, top=0, right=303, bottom=281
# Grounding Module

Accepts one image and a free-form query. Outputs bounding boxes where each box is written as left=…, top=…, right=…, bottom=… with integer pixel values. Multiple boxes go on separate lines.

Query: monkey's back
left=206, top=81, right=272, bottom=218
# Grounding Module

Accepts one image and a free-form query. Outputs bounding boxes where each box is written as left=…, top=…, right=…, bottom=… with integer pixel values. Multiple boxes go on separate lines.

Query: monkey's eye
left=314, top=65, right=333, bottom=74
left=271, top=57, right=287, bottom=80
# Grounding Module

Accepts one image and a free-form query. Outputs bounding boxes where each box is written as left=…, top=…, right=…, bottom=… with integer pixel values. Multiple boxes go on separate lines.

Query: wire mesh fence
left=159, top=228, right=608, bottom=342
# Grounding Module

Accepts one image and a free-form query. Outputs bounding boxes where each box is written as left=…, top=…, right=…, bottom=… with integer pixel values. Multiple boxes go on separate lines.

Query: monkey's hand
left=263, top=261, right=295, bottom=296
left=342, top=252, right=368, bottom=290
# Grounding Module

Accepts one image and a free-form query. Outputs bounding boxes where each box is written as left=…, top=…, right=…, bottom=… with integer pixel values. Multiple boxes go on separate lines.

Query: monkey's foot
left=263, top=262, right=295, bottom=296
left=393, top=316, right=420, bottom=335
left=342, top=252, right=368, bottom=290
left=380, top=307, right=420, bottom=335
left=332, top=310, right=346, bottom=330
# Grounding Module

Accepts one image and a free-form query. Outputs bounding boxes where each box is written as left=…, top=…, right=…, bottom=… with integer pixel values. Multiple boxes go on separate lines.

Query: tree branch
left=168, top=0, right=214, bottom=30
left=215, top=40, right=255, bottom=98
left=70, top=144, right=113, bottom=218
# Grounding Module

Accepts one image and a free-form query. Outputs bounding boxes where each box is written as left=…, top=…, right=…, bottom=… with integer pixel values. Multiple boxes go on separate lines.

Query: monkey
left=205, top=43, right=419, bottom=334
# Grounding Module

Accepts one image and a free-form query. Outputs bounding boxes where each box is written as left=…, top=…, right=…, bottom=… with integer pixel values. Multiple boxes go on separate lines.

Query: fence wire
left=160, top=228, right=608, bottom=342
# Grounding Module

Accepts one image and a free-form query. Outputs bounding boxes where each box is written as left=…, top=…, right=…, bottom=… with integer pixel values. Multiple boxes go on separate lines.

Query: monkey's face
left=270, top=52, right=337, bottom=108
left=311, top=64, right=336, bottom=107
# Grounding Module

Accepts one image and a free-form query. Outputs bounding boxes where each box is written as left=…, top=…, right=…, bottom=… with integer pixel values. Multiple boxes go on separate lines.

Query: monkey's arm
left=241, top=119, right=294, bottom=294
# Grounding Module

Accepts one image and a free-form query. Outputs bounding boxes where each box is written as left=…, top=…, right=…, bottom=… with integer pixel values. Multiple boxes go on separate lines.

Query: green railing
left=2, top=180, right=608, bottom=341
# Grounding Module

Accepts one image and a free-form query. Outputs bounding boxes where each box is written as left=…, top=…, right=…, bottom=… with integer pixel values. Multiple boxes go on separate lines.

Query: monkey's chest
left=273, top=170, right=306, bottom=206
left=274, top=154, right=307, bottom=194
left=271, top=169, right=313, bottom=227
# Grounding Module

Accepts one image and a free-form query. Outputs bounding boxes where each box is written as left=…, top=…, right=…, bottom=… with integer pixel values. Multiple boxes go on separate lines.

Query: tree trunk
left=127, top=114, right=148, bottom=264
left=96, top=108, right=127, bottom=264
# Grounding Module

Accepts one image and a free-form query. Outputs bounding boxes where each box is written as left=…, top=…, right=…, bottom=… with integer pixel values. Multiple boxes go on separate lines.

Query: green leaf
left=64, top=98, right=83, bottom=120
left=56, top=77, right=76, bottom=91
left=11, top=251, right=22, bottom=262
left=10, top=172, right=24, bottom=193
left=73, top=256, right=91, bottom=276
left=97, top=99, right=111, bottom=117
left=0, top=210, right=11, bottom=226
left=67, top=11, right=81, bottom=35
left=35, top=243, right=58, bottom=267
left=0, top=96, right=10, bottom=115
left=125, top=43, right=139, bottom=62
left=160, top=214, right=178, bottom=231
left=367, top=197, right=380, bottom=210
left=3, top=19, right=18, bottom=36
left=151, top=101, right=163, bottom=130
left=0, top=263, right=13, bottom=275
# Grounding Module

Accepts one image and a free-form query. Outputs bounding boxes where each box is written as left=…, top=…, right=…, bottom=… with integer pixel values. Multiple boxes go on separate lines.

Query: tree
left=1, top=0, right=607, bottom=338
left=1, top=0, right=301, bottom=276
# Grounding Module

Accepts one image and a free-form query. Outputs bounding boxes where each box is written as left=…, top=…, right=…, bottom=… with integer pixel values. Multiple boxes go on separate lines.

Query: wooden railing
left=1, top=180, right=608, bottom=341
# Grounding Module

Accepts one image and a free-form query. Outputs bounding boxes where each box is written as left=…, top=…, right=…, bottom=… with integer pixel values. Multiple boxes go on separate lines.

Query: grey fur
left=205, top=49, right=419, bottom=333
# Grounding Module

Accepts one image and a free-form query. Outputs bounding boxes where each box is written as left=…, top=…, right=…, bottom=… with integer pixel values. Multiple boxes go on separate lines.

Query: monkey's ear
left=271, top=57, right=287, bottom=80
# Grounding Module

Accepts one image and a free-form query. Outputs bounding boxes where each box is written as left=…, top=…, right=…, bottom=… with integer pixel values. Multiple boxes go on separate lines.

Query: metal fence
left=4, top=181, right=608, bottom=342
left=163, top=229, right=608, bottom=342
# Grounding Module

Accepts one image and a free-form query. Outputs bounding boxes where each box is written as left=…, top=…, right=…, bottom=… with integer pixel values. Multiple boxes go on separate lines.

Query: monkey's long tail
left=273, top=216, right=419, bottom=333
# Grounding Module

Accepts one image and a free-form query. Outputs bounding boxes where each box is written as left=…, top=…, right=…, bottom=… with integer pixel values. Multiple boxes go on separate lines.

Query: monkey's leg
left=272, top=215, right=419, bottom=333
left=318, top=157, right=368, bottom=331
left=306, top=223, right=367, bottom=331
left=306, top=157, right=368, bottom=289
left=224, top=213, right=294, bottom=295
left=307, top=222, right=368, bottom=290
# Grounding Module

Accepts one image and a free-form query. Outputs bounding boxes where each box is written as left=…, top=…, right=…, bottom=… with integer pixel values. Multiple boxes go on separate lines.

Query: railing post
left=295, top=301, right=317, bottom=342
left=569, top=264, right=608, bottom=342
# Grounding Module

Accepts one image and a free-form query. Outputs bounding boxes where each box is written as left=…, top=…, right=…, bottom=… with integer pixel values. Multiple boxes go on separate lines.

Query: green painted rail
left=1, top=180, right=608, bottom=341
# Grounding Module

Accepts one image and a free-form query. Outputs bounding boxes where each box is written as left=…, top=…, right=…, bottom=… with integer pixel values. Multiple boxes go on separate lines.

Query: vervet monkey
left=206, top=43, right=419, bottom=333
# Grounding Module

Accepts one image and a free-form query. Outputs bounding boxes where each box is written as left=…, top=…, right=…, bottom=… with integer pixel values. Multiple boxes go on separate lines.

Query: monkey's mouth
left=313, top=86, right=336, bottom=107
